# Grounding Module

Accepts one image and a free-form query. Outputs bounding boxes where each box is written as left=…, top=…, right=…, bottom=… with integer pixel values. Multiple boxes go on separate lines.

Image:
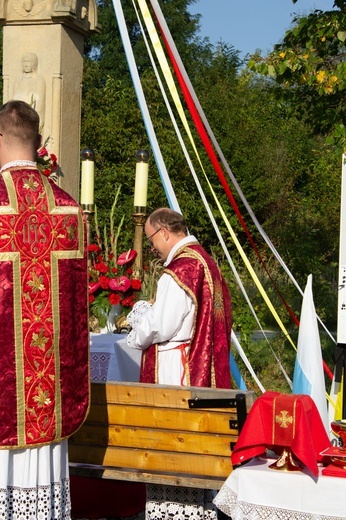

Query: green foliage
left=234, top=334, right=296, bottom=396
left=194, top=68, right=341, bottom=330
left=86, top=0, right=202, bottom=82
left=81, top=0, right=343, bottom=390
left=141, top=257, right=164, bottom=301
left=234, top=327, right=335, bottom=396
left=248, top=7, right=346, bottom=147
left=0, top=0, right=342, bottom=392
left=89, top=290, right=111, bottom=328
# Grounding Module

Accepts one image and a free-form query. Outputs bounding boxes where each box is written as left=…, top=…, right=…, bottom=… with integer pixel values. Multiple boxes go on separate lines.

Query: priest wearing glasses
left=127, top=207, right=232, bottom=387
left=127, top=207, right=232, bottom=519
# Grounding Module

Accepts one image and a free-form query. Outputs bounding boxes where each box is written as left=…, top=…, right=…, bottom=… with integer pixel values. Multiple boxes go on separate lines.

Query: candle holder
left=132, top=211, right=147, bottom=280
left=132, top=150, right=149, bottom=280
left=82, top=203, right=95, bottom=249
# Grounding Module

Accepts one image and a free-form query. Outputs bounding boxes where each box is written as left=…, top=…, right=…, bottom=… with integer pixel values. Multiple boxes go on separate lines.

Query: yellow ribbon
left=136, top=0, right=296, bottom=349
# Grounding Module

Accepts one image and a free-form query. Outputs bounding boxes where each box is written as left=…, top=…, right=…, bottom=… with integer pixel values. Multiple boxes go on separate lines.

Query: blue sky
left=189, top=0, right=334, bottom=59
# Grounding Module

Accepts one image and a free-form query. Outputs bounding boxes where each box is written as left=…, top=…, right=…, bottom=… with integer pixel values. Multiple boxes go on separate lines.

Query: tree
left=81, top=1, right=341, bottom=332
left=81, top=0, right=210, bottom=249
left=85, top=0, right=202, bottom=82
left=197, top=66, right=341, bottom=327
left=248, top=2, right=346, bottom=147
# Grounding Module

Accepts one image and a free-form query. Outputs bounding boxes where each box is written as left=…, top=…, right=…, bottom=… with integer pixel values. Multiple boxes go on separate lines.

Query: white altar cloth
left=213, top=457, right=346, bottom=520
left=90, top=333, right=141, bottom=382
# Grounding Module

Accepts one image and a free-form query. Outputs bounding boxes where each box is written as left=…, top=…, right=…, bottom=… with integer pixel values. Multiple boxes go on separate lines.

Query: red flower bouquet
left=88, top=244, right=142, bottom=328
left=87, top=185, right=150, bottom=331
left=37, top=147, right=58, bottom=177
left=36, top=138, right=61, bottom=183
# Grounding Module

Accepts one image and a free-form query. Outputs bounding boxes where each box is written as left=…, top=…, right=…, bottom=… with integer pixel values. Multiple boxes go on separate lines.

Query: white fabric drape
left=0, top=440, right=70, bottom=519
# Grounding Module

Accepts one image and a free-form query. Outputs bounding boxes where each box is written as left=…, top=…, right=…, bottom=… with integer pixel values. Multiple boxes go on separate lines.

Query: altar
left=89, top=332, right=142, bottom=382
left=213, top=457, right=346, bottom=520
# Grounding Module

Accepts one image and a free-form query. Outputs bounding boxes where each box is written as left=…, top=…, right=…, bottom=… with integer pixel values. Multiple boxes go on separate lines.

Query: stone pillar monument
left=0, top=0, right=100, bottom=199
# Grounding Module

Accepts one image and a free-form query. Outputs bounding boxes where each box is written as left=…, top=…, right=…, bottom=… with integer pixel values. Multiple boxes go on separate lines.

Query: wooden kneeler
left=69, top=381, right=255, bottom=490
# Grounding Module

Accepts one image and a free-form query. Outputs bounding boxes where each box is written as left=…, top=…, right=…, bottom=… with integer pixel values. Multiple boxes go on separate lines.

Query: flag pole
left=336, top=153, right=346, bottom=419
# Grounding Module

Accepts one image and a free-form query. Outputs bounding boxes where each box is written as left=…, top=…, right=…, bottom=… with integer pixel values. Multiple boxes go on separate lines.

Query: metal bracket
left=188, top=393, right=247, bottom=433
left=188, top=398, right=238, bottom=409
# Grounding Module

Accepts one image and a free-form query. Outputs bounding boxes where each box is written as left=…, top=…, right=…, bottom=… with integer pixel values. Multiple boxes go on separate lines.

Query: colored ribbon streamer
left=111, top=0, right=180, bottom=212
left=137, top=0, right=296, bottom=351
left=132, top=0, right=291, bottom=390
left=231, top=331, right=265, bottom=393
left=230, top=350, right=248, bottom=391
left=117, top=0, right=261, bottom=390
left=148, top=0, right=334, bottom=381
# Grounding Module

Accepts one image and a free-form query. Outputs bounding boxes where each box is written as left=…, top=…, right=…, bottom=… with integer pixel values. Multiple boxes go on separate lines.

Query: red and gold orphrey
left=0, top=168, right=89, bottom=449
left=140, top=242, right=232, bottom=388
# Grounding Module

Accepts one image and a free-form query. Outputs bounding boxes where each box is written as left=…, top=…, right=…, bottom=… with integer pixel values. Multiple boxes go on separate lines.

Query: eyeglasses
left=147, top=227, right=162, bottom=246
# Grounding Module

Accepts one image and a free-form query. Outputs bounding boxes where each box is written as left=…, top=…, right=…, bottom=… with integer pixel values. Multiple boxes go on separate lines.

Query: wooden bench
left=69, top=381, right=255, bottom=490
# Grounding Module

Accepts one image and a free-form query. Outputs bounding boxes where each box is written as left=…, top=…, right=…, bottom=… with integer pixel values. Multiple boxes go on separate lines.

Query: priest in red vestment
left=127, top=207, right=232, bottom=388
left=127, top=207, right=232, bottom=520
left=0, top=100, right=89, bottom=519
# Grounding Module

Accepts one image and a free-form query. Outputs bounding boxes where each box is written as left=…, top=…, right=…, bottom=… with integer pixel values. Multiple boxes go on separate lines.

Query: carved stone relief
left=12, top=52, right=46, bottom=127
left=2, top=0, right=99, bottom=33
left=11, top=0, right=47, bottom=18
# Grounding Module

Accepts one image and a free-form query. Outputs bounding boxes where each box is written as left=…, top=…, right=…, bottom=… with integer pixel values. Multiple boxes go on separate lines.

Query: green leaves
left=248, top=8, right=346, bottom=147
left=80, top=0, right=343, bottom=339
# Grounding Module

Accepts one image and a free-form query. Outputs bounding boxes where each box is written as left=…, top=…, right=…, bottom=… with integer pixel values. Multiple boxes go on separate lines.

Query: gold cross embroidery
left=0, top=171, right=84, bottom=446
left=275, top=409, right=293, bottom=428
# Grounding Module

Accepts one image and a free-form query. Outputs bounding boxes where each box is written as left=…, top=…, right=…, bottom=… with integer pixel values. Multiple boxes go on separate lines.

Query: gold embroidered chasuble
left=0, top=167, right=89, bottom=449
left=140, top=243, right=232, bottom=388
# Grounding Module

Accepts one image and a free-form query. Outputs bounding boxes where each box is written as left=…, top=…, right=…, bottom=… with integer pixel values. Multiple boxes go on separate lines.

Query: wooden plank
left=86, top=403, right=239, bottom=434
left=68, top=445, right=233, bottom=478
left=91, top=382, right=255, bottom=410
left=70, top=423, right=237, bottom=456
left=69, top=465, right=226, bottom=490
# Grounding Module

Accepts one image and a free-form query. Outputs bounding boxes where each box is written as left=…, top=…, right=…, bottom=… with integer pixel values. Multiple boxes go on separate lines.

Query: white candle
left=80, top=159, right=94, bottom=205
left=134, top=161, right=148, bottom=207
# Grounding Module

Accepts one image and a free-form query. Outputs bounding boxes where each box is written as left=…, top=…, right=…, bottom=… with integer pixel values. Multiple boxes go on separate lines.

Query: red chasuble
left=0, top=167, right=89, bottom=449
left=140, top=242, right=232, bottom=388
left=231, top=392, right=331, bottom=476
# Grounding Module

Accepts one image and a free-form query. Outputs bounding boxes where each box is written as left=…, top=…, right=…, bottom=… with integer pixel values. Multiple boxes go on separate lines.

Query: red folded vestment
left=231, top=392, right=331, bottom=476
left=322, top=464, right=346, bottom=478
